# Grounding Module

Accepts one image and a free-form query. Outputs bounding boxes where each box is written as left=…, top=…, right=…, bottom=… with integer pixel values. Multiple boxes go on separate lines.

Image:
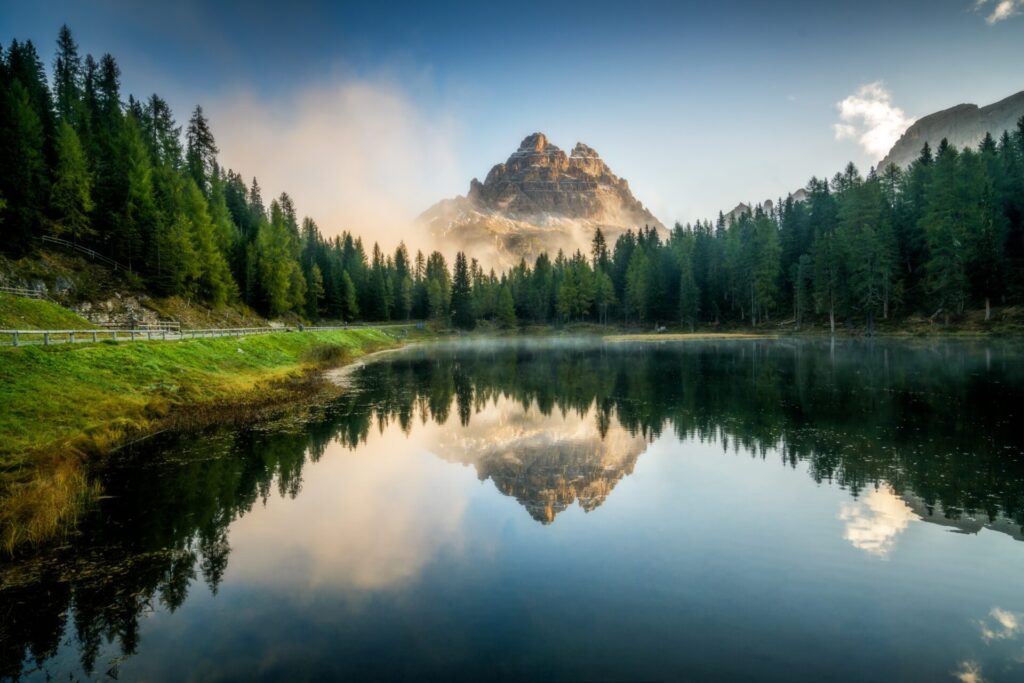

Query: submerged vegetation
left=0, top=328, right=400, bottom=552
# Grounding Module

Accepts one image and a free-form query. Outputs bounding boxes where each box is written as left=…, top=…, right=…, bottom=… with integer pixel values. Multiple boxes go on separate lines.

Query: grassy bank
left=0, top=328, right=402, bottom=552
left=0, top=292, right=97, bottom=330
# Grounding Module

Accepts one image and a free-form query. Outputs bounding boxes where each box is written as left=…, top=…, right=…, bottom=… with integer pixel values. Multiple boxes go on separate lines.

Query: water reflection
left=978, top=607, right=1023, bottom=643
left=2, top=338, right=1024, bottom=681
left=227, top=436, right=472, bottom=591
left=838, top=485, right=919, bottom=558
left=431, top=401, right=648, bottom=523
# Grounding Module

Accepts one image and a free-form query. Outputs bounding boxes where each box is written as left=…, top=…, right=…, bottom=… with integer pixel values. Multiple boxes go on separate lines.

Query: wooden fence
left=0, top=286, right=48, bottom=300
left=41, top=235, right=129, bottom=271
left=0, top=323, right=416, bottom=347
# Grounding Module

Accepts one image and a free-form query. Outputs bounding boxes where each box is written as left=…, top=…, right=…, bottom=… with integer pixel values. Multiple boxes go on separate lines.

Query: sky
left=3, top=0, right=1023, bottom=246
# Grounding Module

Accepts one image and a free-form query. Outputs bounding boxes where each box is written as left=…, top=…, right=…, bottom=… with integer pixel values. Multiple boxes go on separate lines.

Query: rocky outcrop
left=878, top=91, right=1024, bottom=170
left=72, top=294, right=164, bottom=327
left=420, top=133, right=665, bottom=269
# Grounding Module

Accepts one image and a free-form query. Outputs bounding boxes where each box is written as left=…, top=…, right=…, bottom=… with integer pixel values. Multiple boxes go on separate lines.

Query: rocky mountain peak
left=519, top=132, right=550, bottom=152
left=878, top=91, right=1024, bottom=170
left=420, top=133, right=665, bottom=269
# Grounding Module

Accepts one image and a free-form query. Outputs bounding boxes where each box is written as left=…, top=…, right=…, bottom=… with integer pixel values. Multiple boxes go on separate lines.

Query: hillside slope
left=0, top=293, right=96, bottom=330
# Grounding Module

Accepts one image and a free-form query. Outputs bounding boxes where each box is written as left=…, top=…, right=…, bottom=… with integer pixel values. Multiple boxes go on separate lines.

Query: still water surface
left=3, top=338, right=1024, bottom=682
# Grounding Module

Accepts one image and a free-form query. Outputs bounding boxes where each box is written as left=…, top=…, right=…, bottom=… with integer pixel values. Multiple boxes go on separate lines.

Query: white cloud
left=953, top=660, right=986, bottom=683
left=838, top=485, right=919, bottom=558
left=205, top=77, right=461, bottom=254
left=832, top=82, right=915, bottom=160
left=978, top=607, right=1023, bottom=643
left=975, top=0, right=1023, bottom=24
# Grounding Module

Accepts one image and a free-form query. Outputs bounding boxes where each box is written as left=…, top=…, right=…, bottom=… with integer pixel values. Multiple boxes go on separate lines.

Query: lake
left=3, top=338, right=1024, bottom=682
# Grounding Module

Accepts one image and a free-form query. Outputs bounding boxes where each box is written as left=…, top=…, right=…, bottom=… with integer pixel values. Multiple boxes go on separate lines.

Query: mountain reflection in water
left=2, top=338, right=1024, bottom=682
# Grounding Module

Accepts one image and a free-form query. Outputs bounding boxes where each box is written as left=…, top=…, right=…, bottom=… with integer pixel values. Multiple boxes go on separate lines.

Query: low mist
left=206, top=77, right=461, bottom=255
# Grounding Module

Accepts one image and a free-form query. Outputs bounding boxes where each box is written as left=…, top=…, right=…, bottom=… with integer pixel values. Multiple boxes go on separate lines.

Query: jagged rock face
left=878, top=91, right=1024, bottom=170
left=420, top=133, right=665, bottom=269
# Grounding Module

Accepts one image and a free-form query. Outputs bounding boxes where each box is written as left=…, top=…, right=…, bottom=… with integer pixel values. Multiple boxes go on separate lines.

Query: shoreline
left=0, top=328, right=419, bottom=554
left=3, top=325, right=1021, bottom=554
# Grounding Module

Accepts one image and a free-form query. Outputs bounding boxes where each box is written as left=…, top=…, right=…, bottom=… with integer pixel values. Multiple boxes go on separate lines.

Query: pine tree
left=591, top=228, right=609, bottom=272
left=625, top=249, right=650, bottom=323
left=50, top=120, right=94, bottom=243
left=53, top=25, right=82, bottom=124
left=143, top=94, right=182, bottom=168
left=111, top=116, right=159, bottom=270
left=425, top=251, right=451, bottom=321
left=922, top=140, right=968, bottom=321
left=186, top=105, right=217, bottom=194
left=836, top=176, right=895, bottom=333
left=0, top=81, right=48, bottom=252
left=594, top=270, right=616, bottom=326
left=183, top=178, right=235, bottom=305
left=340, top=270, right=359, bottom=321
left=961, top=147, right=1007, bottom=321
left=678, top=258, right=699, bottom=332
left=451, top=251, right=474, bottom=329
left=496, top=284, right=517, bottom=328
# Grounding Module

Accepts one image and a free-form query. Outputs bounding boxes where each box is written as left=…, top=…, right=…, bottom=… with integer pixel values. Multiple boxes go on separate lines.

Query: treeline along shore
left=3, top=27, right=1024, bottom=334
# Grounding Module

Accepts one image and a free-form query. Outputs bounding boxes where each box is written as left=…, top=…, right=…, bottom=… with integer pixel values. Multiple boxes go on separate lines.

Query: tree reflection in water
left=2, top=338, right=1023, bottom=680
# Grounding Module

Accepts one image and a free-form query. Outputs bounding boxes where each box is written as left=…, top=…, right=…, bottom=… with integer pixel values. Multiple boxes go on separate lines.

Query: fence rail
left=99, top=320, right=182, bottom=332
left=0, top=323, right=416, bottom=347
left=41, top=235, right=128, bottom=271
left=0, top=286, right=48, bottom=300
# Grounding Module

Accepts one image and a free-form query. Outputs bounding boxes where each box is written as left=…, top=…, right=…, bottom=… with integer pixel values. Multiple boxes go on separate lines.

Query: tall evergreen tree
left=451, top=251, right=474, bottom=329
left=50, top=120, right=94, bottom=243
left=52, top=25, right=82, bottom=124
left=186, top=105, right=217, bottom=194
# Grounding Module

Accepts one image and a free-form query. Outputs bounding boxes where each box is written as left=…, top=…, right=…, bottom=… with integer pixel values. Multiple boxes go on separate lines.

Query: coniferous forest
left=2, top=27, right=1023, bottom=331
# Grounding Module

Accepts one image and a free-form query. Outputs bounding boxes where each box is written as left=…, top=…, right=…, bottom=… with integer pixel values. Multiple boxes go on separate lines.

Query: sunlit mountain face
left=4, top=338, right=1024, bottom=681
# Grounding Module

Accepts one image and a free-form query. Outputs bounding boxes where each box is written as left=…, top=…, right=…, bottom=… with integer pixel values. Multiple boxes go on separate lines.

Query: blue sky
left=3, top=0, right=1023, bottom=241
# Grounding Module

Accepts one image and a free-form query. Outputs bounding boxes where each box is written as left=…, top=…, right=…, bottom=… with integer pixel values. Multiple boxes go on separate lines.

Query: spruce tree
left=53, top=25, right=82, bottom=124
left=496, top=284, right=517, bottom=328
left=50, top=120, right=94, bottom=243
left=451, top=251, right=474, bottom=329
left=0, top=81, right=48, bottom=252
left=186, top=105, right=217, bottom=194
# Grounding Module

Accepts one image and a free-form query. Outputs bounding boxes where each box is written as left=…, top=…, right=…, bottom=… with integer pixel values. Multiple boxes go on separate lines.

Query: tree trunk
left=985, top=297, right=991, bottom=322
left=829, top=305, right=835, bottom=337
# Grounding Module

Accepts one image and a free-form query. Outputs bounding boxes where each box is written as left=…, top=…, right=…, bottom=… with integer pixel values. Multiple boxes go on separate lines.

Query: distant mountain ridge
left=878, top=90, right=1024, bottom=170
left=419, top=133, right=665, bottom=269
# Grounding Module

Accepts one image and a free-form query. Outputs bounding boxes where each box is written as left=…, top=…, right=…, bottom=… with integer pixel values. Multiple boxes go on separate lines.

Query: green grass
left=0, top=292, right=96, bottom=330
left=0, top=328, right=399, bottom=551
left=0, top=328, right=395, bottom=462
